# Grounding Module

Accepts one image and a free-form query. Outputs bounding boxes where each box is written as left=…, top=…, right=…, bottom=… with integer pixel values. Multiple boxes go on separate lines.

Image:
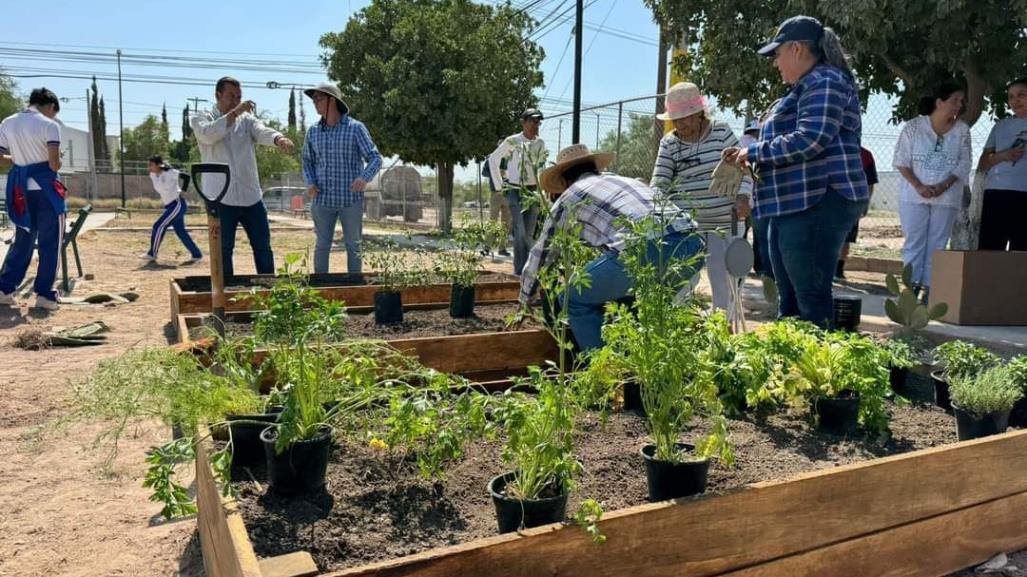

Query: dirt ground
left=0, top=221, right=1020, bottom=577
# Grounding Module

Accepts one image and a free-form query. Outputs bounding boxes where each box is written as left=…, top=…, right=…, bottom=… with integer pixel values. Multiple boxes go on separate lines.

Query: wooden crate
left=197, top=428, right=1027, bottom=577
left=931, top=250, right=1027, bottom=325
left=169, top=272, right=521, bottom=326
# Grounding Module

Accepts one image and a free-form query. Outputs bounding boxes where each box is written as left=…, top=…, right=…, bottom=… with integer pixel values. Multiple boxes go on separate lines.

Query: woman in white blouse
left=142, top=155, right=202, bottom=263
left=893, top=83, right=971, bottom=302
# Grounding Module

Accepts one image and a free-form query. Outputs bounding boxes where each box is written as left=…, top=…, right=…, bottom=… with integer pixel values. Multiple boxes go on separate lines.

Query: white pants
left=678, top=228, right=739, bottom=310
left=899, top=202, right=957, bottom=287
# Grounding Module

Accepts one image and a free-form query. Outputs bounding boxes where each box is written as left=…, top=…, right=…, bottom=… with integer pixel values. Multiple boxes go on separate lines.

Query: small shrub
left=932, top=341, right=1000, bottom=380
left=949, top=365, right=1023, bottom=417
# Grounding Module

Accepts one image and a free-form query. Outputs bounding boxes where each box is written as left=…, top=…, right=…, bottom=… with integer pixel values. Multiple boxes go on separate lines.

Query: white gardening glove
left=709, top=160, right=745, bottom=200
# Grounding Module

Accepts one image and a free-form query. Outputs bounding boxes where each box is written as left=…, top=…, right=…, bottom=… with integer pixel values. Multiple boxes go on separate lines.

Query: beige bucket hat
left=656, top=82, right=708, bottom=121
left=540, top=144, right=615, bottom=195
left=304, top=82, right=349, bottom=115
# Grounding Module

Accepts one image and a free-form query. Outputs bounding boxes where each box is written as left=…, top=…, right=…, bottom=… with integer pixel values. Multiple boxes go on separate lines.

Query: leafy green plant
left=933, top=340, right=1001, bottom=380
left=250, top=253, right=347, bottom=345
left=949, top=365, right=1023, bottom=417
left=879, top=337, right=917, bottom=370
left=884, top=264, right=948, bottom=330
left=1006, top=356, right=1027, bottom=394
left=364, top=240, right=422, bottom=293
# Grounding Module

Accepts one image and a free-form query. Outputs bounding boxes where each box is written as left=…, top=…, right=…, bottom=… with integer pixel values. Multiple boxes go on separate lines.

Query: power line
left=556, top=0, right=619, bottom=100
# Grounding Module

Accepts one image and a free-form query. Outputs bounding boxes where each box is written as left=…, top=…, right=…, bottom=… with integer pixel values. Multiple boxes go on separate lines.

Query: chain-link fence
left=532, top=94, right=998, bottom=262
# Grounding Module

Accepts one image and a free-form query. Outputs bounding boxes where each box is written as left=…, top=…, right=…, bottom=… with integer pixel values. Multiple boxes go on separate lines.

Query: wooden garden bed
left=169, top=271, right=520, bottom=325
left=197, top=425, right=1027, bottom=577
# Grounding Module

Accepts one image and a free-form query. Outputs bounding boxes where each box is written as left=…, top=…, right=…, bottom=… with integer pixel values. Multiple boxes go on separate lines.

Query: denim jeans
left=898, top=201, right=957, bottom=287
left=566, top=231, right=705, bottom=351
left=767, top=190, right=862, bottom=328
left=751, top=216, right=772, bottom=277
left=0, top=189, right=61, bottom=300
left=311, top=201, right=364, bottom=274
left=505, top=188, right=539, bottom=275
left=218, top=200, right=274, bottom=281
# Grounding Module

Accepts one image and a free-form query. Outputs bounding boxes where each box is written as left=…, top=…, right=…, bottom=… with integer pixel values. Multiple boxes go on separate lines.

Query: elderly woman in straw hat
left=650, top=82, right=753, bottom=312
left=520, top=144, right=703, bottom=351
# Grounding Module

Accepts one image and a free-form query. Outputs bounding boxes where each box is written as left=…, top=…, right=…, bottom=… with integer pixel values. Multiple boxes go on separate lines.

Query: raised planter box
left=931, top=250, right=1027, bottom=326
left=169, top=272, right=521, bottom=327
left=196, top=425, right=1027, bottom=577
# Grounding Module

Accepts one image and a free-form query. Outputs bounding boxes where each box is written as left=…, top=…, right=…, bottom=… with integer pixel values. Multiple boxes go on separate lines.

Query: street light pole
left=572, top=0, right=583, bottom=144
left=116, top=49, right=126, bottom=209
left=595, top=111, right=600, bottom=149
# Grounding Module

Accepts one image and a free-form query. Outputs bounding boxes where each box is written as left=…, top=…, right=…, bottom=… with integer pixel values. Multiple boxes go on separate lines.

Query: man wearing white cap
left=302, top=82, right=382, bottom=274
left=521, top=144, right=703, bottom=351
left=650, top=82, right=753, bottom=311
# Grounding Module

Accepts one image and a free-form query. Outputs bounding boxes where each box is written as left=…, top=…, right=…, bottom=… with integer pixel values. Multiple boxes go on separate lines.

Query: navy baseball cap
left=521, top=108, right=544, bottom=120
left=757, top=16, right=824, bottom=57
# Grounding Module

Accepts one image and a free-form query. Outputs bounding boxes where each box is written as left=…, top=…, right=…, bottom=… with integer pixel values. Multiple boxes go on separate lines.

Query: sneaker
left=186, top=255, right=203, bottom=265
left=139, top=253, right=156, bottom=261
left=498, top=249, right=511, bottom=257
left=34, top=295, right=59, bottom=311
left=0, top=291, right=16, bottom=306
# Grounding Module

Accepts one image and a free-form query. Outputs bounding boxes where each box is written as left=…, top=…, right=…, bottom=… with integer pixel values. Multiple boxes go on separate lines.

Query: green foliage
left=1006, top=356, right=1027, bottom=393
left=250, top=254, right=347, bottom=345
left=574, top=498, right=607, bottom=544
left=646, top=0, right=1027, bottom=123
left=143, top=437, right=198, bottom=519
left=120, top=114, right=170, bottom=162
left=0, top=69, right=20, bottom=122
left=254, top=115, right=303, bottom=181
left=933, top=340, right=1001, bottom=380
left=879, top=337, right=917, bottom=370
left=885, top=265, right=948, bottom=330
left=435, top=217, right=486, bottom=287
left=949, top=365, right=1023, bottom=417
left=598, top=114, right=660, bottom=181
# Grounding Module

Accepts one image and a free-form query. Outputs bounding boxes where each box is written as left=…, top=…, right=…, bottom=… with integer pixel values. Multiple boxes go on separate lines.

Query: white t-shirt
left=892, top=115, right=971, bottom=207
left=487, top=132, right=547, bottom=190
left=0, top=107, right=61, bottom=190
left=150, top=168, right=182, bottom=205
left=982, top=116, right=1027, bottom=193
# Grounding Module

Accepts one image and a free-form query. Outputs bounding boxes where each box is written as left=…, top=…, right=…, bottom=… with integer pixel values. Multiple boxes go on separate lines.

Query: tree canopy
left=0, top=70, right=19, bottom=121
left=120, top=114, right=170, bottom=163
left=599, top=114, right=659, bottom=182
left=646, top=0, right=1027, bottom=124
left=320, top=0, right=545, bottom=228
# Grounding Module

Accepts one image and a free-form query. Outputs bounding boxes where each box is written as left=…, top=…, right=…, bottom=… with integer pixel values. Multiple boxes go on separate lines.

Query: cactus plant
left=884, top=264, right=947, bottom=330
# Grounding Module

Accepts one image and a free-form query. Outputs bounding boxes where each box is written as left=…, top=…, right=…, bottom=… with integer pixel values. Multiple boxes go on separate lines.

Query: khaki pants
left=490, top=190, right=512, bottom=232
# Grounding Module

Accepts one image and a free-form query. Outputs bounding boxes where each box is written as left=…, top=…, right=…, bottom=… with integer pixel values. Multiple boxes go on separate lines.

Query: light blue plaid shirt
left=746, top=64, right=869, bottom=219
left=302, top=115, right=382, bottom=208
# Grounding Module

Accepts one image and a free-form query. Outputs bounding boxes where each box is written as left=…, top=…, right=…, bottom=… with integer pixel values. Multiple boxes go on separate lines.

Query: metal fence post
left=615, top=101, right=623, bottom=171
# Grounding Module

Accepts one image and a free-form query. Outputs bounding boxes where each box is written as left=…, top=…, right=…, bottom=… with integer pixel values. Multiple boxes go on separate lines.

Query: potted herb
left=932, top=341, right=1001, bottom=411
left=949, top=365, right=1022, bottom=440
left=1006, top=356, right=1027, bottom=427
left=490, top=370, right=581, bottom=533
left=364, top=241, right=415, bottom=324
left=250, top=253, right=347, bottom=344
left=879, top=338, right=917, bottom=392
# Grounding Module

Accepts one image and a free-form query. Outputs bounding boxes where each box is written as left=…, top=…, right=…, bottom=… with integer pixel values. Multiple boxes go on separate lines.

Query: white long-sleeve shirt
left=892, top=115, right=971, bottom=208
left=487, top=132, right=546, bottom=191
left=190, top=109, right=282, bottom=207
left=150, top=168, right=182, bottom=205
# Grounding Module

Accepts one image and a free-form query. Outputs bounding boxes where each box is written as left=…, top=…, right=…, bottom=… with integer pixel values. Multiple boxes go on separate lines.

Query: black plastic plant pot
left=889, top=366, right=909, bottom=392
left=489, top=472, right=568, bottom=534
left=623, top=381, right=644, bottom=414
left=374, top=290, right=404, bottom=325
left=1009, top=398, right=1027, bottom=428
left=953, top=405, right=1010, bottom=441
left=260, top=426, right=332, bottom=495
left=449, top=284, right=476, bottom=319
left=831, top=296, right=862, bottom=333
left=931, top=371, right=952, bottom=412
left=226, top=409, right=282, bottom=469
left=640, top=443, right=710, bottom=502
left=815, top=390, right=860, bottom=436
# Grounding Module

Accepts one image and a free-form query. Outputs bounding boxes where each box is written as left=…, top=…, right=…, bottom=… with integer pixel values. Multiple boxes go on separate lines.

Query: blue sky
left=0, top=0, right=663, bottom=142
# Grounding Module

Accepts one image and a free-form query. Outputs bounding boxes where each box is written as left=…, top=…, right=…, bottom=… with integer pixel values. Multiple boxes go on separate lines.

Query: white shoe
left=186, top=255, right=203, bottom=264
left=0, top=292, right=16, bottom=306
left=139, top=253, right=156, bottom=261
left=34, top=295, right=59, bottom=311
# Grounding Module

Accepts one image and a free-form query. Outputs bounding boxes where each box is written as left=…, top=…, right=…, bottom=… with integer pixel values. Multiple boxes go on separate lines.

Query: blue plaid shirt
left=302, top=115, right=383, bottom=208
left=746, top=64, right=869, bottom=219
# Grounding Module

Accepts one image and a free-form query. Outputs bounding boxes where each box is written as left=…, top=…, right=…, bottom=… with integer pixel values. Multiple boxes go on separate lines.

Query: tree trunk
left=436, top=161, right=454, bottom=233
left=961, top=58, right=990, bottom=128
left=949, top=57, right=990, bottom=250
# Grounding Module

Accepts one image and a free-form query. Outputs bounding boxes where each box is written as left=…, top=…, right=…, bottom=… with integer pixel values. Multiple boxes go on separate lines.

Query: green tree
left=253, top=116, right=303, bottom=181
left=120, top=114, right=170, bottom=163
left=288, top=89, right=297, bottom=131
left=89, top=77, right=110, bottom=166
left=646, top=0, right=1027, bottom=124
left=161, top=103, right=168, bottom=130
left=599, top=114, right=660, bottom=182
left=320, top=0, right=544, bottom=231
left=0, top=69, right=19, bottom=121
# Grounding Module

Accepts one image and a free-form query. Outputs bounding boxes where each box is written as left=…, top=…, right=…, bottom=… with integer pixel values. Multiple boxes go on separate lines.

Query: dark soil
left=176, top=271, right=516, bottom=292
left=190, top=303, right=534, bottom=343
left=235, top=372, right=963, bottom=573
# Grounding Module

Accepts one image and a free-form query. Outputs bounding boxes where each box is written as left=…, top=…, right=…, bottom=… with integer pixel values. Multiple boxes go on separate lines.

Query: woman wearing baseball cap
left=722, top=15, right=869, bottom=328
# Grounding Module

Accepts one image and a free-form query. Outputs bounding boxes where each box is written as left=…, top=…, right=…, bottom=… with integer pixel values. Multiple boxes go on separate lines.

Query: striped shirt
left=302, top=115, right=382, bottom=208
left=519, top=174, right=696, bottom=302
left=746, top=64, right=869, bottom=219
left=650, top=121, right=753, bottom=231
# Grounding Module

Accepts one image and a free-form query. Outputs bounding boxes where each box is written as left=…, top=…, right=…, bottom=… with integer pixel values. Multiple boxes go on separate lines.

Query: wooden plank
left=196, top=429, right=264, bottom=577
left=386, top=330, right=559, bottom=374
left=319, top=430, right=1027, bottom=577
left=718, top=490, right=1027, bottom=577
left=259, top=552, right=319, bottom=577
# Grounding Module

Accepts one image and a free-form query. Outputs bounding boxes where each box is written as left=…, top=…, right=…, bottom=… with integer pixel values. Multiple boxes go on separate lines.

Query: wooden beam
left=320, top=431, right=1027, bottom=577
left=259, top=552, right=319, bottom=577
left=717, top=490, right=1027, bottom=577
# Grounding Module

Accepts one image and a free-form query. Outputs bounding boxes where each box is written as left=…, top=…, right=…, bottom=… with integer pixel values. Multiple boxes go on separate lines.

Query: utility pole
left=117, top=49, right=126, bottom=208
left=571, top=0, right=583, bottom=144
left=187, top=97, right=208, bottom=112
left=653, top=28, right=669, bottom=150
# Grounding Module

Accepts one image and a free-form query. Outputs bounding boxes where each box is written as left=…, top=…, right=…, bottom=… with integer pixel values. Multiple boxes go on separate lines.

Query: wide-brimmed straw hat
left=304, top=82, right=350, bottom=115
left=656, top=82, right=708, bottom=121
left=540, top=144, right=615, bottom=195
